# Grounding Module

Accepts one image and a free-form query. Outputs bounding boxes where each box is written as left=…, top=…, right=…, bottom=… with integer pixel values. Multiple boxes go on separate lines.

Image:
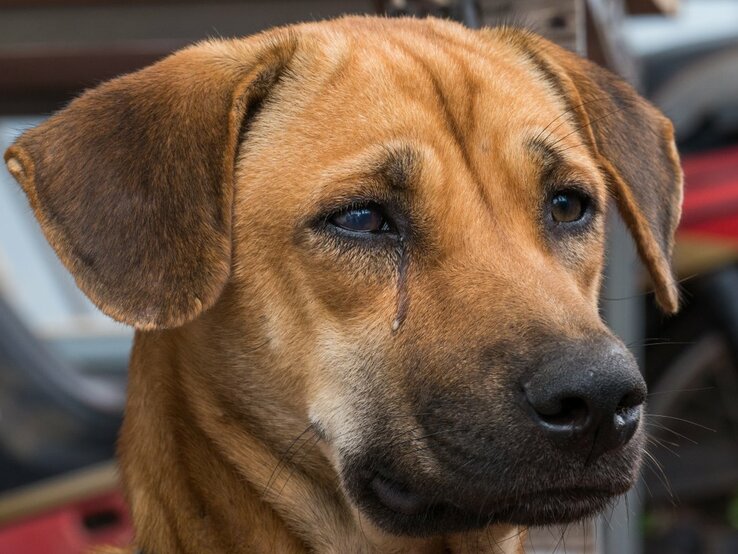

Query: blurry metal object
left=377, top=0, right=480, bottom=27
left=625, top=0, right=678, bottom=15
left=642, top=139, right=738, bottom=551
left=586, top=0, right=638, bottom=85
left=653, top=47, right=738, bottom=144
left=381, top=0, right=453, bottom=11
left=380, top=0, right=586, bottom=51
left=458, top=0, right=481, bottom=28
left=700, top=268, right=738, bottom=373
left=622, top=0, right=738, bottom=150
left=648, top=333, right=726, bottom=418
left=598, top=214, right=644, bottom=554
left=0, top=461, right=118, bottom=524
left=646, top=324, right=738, bottom=512
left=479, top=0, right=585, bottom=54
left=0, top=0, right=373, bottom=113
left=0, top=295, right=124, bottom=489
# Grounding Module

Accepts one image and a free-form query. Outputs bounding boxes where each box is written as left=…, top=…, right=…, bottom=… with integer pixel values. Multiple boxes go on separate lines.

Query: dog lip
left=369, top=473, right=430, bottom=515
left=502, top=486, right=613, bottom=505
left=369, top=469, right=617, bottom=518
left=454, top=485, right=616, bottom=516
left=349, top=457, right=630, bottom=535
left=357, top=474, right=619, bottom=535
left=491, top=486, right=619, bottom=523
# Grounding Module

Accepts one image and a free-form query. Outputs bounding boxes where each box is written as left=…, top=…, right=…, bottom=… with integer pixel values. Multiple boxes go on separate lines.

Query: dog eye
left=329, top=205, right=393, bottom=234
left=550, top=190, right=589, bottom=224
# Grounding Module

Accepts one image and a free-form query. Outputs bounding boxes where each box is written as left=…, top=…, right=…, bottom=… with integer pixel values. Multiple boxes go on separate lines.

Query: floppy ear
left=522, top=36, right=684, bottom=314
left=4, top=33, right=297, bottom=330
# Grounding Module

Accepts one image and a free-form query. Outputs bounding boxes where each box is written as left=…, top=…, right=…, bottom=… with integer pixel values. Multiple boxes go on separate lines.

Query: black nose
left=522, top=338, right=646, bottom=462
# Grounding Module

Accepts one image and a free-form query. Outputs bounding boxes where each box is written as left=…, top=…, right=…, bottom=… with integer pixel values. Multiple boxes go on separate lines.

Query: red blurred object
left=680, top=144, right=738, bottom=243
left=0, top=490, right=132, bottom=554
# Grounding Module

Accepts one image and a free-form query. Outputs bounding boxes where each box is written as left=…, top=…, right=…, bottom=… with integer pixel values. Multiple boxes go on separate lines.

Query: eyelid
left=322, top=200, right=384, bottom=225
left=315, top=194, right=387, bottom=222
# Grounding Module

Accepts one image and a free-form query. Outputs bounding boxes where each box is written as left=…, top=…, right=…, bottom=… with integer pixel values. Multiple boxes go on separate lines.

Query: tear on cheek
left=391, top=239, right=411, bottom=333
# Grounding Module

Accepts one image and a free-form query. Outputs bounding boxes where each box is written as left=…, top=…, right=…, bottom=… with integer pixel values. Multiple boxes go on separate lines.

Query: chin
left=343, top=462, right=634, bottom=537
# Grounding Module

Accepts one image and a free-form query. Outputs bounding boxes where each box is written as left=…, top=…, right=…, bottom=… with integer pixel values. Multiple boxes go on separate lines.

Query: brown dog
left=4, top=16, right=681, bottom=554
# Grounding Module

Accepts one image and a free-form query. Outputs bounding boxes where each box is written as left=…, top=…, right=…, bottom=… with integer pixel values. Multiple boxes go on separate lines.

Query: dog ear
left=522, top=36, right=683, bottom=314
left=4, top=34, right=297, bottom=330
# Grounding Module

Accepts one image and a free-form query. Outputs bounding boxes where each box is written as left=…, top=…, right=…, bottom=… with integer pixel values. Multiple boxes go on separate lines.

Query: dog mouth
left=370, top=472, right=431, bottom=515
left=354, top=469, right=621, bottom=536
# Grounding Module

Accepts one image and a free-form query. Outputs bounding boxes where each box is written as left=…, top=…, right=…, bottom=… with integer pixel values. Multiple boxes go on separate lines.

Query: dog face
left=5, top=17, right=682, bottom=538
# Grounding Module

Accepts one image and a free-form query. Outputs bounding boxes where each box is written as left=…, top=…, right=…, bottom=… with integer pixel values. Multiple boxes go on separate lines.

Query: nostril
left=614, top=403, right=641, bottom=425
left=611, top=401, right=642, bottom=451
left=617, top=389, right=645, bottom=411
left=535, top=396, right=589, bottom=429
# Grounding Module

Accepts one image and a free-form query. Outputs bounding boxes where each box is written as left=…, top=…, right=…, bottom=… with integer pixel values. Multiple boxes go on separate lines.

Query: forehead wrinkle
left=497, top=33, right=596, bottom=155
left=311, top=38, right=354, bottom=97
left=377, top=31, right=494, bottom=218
left=309, top=142, right=421, bottom=203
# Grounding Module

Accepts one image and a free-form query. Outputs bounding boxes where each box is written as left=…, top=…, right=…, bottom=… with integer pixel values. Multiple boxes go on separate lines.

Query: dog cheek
left=297, top=253, right=400, bottom=325
left=546, top=225, right=607, bottom=307
left=306, top=328, right=396, bottom=455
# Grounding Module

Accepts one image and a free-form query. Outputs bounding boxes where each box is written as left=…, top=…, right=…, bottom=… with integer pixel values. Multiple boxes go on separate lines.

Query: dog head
left=5, top=17, right=681, bottom=537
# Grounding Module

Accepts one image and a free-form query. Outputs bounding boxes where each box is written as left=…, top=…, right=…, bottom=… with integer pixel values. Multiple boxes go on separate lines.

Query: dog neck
left=117, top=326, right=523, bottom=554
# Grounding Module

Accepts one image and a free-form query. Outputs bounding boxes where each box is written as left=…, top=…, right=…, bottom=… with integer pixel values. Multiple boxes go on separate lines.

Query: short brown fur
left=5, top=16, right=681, bottom=554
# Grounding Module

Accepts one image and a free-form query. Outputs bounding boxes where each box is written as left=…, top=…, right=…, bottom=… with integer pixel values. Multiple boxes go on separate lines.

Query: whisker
left=548, top=105, right=626, bottom=150
left=644, top=421, right=699, bottom=444
left=356, top=504, right=368, bottom=543
left=647, top=386, right=713, bottom=397
left=273, top=430, right=324, bottom=500
left=647, top=414, right=716, bottom=432
left=556, top=141, right=590, bottom=155
left=647, top=435, right=681, bottom=455
left=601, top=273, right=699, bottom=302
left=262, top=423, right=315, bottom=496
left=642, top=449, right=677, bottom=505
left=552, top=523, right=568, bottom=554
left=638, top=470, right=655, bottom=499
left=533, top=96, right=611, bottom=145
left=631, top=340, right=698, bottom=348
left=386, top=425, right=470, bottom=451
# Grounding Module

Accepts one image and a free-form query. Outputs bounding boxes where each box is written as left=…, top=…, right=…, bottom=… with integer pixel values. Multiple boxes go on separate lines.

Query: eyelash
left=315, top=195, right=403, bottom=232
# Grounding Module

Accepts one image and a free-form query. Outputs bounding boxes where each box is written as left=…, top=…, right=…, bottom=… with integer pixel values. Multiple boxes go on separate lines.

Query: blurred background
left=0, top=0, right=737, bottom=553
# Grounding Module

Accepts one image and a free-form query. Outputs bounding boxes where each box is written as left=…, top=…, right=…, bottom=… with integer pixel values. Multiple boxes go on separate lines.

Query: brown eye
left=550, top=191, right=588, bottom=224
left=330, top=205, right=392, bottom=234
